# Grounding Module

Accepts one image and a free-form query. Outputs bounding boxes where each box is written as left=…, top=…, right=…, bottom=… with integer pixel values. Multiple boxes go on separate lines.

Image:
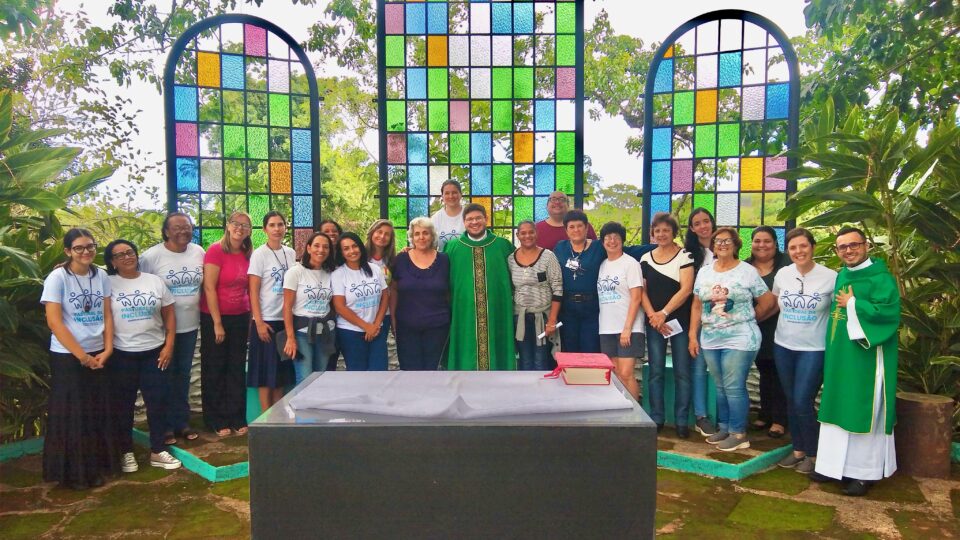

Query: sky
left=60, top=0, right=809, bottom=208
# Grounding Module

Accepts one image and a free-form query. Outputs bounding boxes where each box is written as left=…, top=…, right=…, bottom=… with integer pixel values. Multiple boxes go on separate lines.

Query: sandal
left=163, top=432, right=178, bottom=446
left=216, top=428, right=232, bottom=437
left=767, top=425, right=785, bottom=438
left=177, top=428, right=200, bottom=441
left=234, top=426, right=248, bottom=435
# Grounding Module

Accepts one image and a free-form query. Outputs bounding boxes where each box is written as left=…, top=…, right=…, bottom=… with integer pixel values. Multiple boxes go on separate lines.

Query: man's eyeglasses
left=835, top=241, right=866, bottom=253
left=547, top=196, right=568, bottom=203
left=229, top=221, right=252, bottom=230
left=70, top=244, right=97, bottom=254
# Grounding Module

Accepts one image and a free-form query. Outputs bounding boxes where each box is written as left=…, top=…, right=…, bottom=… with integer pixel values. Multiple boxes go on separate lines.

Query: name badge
left=565, top=259, right=580, bottom=271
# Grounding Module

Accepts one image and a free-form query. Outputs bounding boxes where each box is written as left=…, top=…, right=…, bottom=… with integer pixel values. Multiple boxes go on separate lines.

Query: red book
left=545, top=353, right=614, bottom=385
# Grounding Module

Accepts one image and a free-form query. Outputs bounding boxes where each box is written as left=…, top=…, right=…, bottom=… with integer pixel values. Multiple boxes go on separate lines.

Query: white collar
left=467, top=231, right=488, bottom=241
left=848, top=258, right=873, bottom=272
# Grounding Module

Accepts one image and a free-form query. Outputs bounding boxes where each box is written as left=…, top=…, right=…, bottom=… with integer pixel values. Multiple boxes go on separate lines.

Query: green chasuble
left=819, top=258, right=900, bottom=435
left=444, top=231, right=516, bottom=370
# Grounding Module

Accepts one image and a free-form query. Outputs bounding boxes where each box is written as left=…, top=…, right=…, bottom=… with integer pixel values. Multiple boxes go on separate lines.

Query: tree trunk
left=894, top=391, right=955, bottom=479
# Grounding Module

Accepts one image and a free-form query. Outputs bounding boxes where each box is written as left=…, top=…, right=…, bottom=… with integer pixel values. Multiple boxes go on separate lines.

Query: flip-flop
left=767, top=427, right=785, bottom=438
left=177, top=428, right=200, bottom=441
left=163, top=433, right=178, bottom=446
left=216, top=428, right=232, bottom=437
left=234, top=426, right=249, bottom=435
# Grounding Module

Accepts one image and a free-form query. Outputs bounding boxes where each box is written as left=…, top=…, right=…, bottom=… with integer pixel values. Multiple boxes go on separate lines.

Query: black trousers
left=755, top=353, right=788, bottom=427
left=110, top=346, right=168, bottom=453
left=396, top=324, right=450, bottom=371
left=200, top=312, right=250, bottom=431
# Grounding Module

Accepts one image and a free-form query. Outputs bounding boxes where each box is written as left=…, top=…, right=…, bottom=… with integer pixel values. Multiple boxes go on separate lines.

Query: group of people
left=41, top=180, right=899, bottom=497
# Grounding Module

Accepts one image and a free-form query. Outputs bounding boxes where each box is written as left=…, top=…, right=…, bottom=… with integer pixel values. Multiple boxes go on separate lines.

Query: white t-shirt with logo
left=283, top=263, right=333, bottom=333
left=139, top=242, right=204, bottom=333
left=248, top=244, right=297, bottom=322
left=41, top=267, right=111, bottom=354
left=772, top=263, right=838, bottom=351
left=331, top=264, right=387, bottom=332
left=431, top=207, right=464, bottom=250
left=109, top=272, right=175, bottom=352
left=597, top=254, right=646, bottom=335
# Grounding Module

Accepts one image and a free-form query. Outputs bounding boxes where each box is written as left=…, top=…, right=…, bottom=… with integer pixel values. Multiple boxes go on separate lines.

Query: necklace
left=269, top=245, right=290, bottom=275
left=69, top=268, right=94, bottom=312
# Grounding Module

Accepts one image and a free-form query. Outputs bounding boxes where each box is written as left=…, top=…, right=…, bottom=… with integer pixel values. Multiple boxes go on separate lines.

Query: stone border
left=657, top=444, right=793, bottom=481
left=130, top=429, right=248, bottom=483
left=0, top=437, right=44, bottom=462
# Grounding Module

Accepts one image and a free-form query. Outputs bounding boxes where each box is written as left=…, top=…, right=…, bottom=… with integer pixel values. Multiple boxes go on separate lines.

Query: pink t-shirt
left=200, top=243, right=251, bottom=315
left=535, top=220, right=597, bottom=250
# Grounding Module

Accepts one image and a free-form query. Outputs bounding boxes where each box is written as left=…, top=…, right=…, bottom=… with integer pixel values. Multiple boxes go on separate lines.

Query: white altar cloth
left=287, top=371, right=634, bottom=419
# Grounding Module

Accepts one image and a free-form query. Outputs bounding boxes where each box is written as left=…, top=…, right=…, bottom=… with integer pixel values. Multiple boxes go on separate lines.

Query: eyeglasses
left=229, top=221, right=252, bottom=230
left=714, top=238, right=734, bottom=246
left=464, top=215, right=486, bottom=224
left=70, top=244, right=97, bottom=254
left=168, top=226, right=193, bottom=233
left=112, top=249, right=137, bottom=260
left=835, top=241, right=865, bottom=252
left=547, top=196, right=568, bottom=203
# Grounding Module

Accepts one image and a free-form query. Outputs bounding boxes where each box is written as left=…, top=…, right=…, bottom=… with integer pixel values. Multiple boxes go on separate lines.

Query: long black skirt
left=43, top=351, right=120, bottom=487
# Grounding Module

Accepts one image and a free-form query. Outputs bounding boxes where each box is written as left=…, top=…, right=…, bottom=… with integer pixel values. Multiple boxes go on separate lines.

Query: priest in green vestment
left=813, top=227, right=900, bottom=497
left=444, top=203, right=516, bottom=370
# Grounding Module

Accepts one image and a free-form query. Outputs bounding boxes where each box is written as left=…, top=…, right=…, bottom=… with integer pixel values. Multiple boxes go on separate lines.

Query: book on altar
left=546, top=353, right=614, bottom=385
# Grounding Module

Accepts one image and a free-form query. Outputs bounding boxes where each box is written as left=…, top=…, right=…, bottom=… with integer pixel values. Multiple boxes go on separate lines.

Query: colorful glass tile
left=292, top=162, right=311, bottom=194
left=556, top=35, right=575, bottom=66
left=427, top=36, right=448, bottom=67
left=293, top=196, right=312, bottom=227
left=534, top=164, right=555, bottom=195
left=694, top=125, right=717, bottom=159
left=244, top=24, right=266, bottom=56
left=269, top=93, right=290, bottom=127
left=556, top=68, right=575, bottom=99
left=175, top=123, right=198, bottom=156
left=408, top=133, right=428, bottom=164
left=742, top=86, right=765, bottom=121
left=270, top=162, right=292, bottom=193
left=695, top=90, right=717, bottom=124
left=427, top=3, right=447, bottom=35
left=174, top=86, right=198, bottom=122
left=197, top=52, right=220, bottom=87
left=556, top=164, right=574, bottom=193
left=740, top=157, right=763, bottom=190
left=651, top=161, right=670, bottom=193
left=671, top=160, right=693, bottom=192
left=514, top=132, right=534, bottom=163
left=654, top=59, right=673, bottom=94
left=220, top=55, right=244, bottom=90
left=765, top=83, right=789, bottom=119
left=718, top=52, right=741, bottom=87
left=556, top=132, right=574, bottom=163
left=697, top=55, right=718, bottom=89
left=385, top=4, right=404, bottom=35
left=492, top=4, right=512, bottom=34
left=385, top=36, right=405, bottom=67
left=764, top=156, right=787, bottom=190
left=291, top=130, right=311, bottom=162
left=472, top=165, right=492, bottom=195
left=717, top=123, right=740, bottom=157
left=223, top=125, right=245, bottom=159
left=406, top=3, right=425, bottom=34
left=449, top=101, right=470, bottom=132
left=652, top=128, right=671, bottom=160
left=176, top=158, right=199, bottom=192
left=409, top=166, right=428, bottom=195
left=268, top=60, right=289, bottom=93
left=674, top=92, right=694, bottom=125
left=556, top=3, right=575, bottom=34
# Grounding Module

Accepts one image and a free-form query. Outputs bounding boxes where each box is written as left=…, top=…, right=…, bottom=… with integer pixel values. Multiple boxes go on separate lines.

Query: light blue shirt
left=41, top=267, right=111, bottom=353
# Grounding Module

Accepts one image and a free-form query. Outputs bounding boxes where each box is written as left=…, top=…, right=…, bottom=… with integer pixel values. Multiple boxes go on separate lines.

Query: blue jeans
left=292, top=331, right=330, bottom=385
left=774, top=344, right=824, bottom=456
left=645, top=325, right=692, bottom=427
left=558, top=299, right=600, bottom=353
left=515, top=314, right=551, bottom=371
left=336, top=317, right=389, bottom=371
left=164, top=329, right=197, bottom=434
left=691, top=329, right=709, bottom=419
left=702, top=348, right=757, bottom=434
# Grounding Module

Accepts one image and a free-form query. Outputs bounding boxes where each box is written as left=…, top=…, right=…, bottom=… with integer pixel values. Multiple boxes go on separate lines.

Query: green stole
left=819, top=258, right=900, bottom=435
left=444, top=231, right=516, bottom=370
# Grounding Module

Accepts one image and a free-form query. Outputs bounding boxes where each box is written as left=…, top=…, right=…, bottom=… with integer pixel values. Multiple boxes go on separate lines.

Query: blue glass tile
left=405, top=3, right=425, bottom=34
left=407, top=68, right=427, bottom=99
left=176, top=158, right=199, bottom=191
left=174, top=86, right=197, bottom=122
left=513, top=3, right=533, bottom=34
left=192, top=229, right=201, bottom=245
left=534, top=164, right=555, bottom=195
left=652, top=128, right=672, bottom=160
left=492, top=4, right=512, bottom=34
left=534, top=100, right=555, bottom=131
left=651, top=161, right=670, bottom=193
left=293, top=162, right=312, bottom=194
left=766, top=83, right=789, bottom=119
left=408, top=197, right=428, bottom=219
left=719, top=52, right=741, bottom=87
left=409, top=166, right=428, bottom=195
left=534, top=196, right=549, bottom=221
left=427, top=3, right=447, bottom=34
left=472, top=166, right=492, bottom=195
left=221, top=55, right=245, bottom=90
left=775, top=227, right=785, bottom=251
left=651, top=194, right=670, bottom=217
left=293, top=195, right=313, bottom=227
left=471, top=133, right=492, bottom=163
left=653, top=59, right=673, bottom=94
left=291, top=129, right=311, bottom=162
left=408, top=134, right=428, bottom=164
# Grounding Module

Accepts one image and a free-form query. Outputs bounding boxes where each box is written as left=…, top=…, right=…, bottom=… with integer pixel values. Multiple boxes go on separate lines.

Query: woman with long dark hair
left=331, top=232, right=389, bottom=370
left=684, top=207, right=718, bottom=437
left=282, top=231, right=337, bottom=384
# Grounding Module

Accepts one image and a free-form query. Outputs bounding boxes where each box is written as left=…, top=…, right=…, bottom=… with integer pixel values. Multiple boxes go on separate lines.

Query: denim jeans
left=336, top=316, right=389, bottom=371
left=164, top=329, right=197, bottom=434
left=702, top=348, right=757, bottom=434
left=774, top=344, right=824, bottom=456
left=515, top=314, right=552, bottom=371
left=292, top=331, right=330, bottom=385
left=558, top=299, right=600, bottom=353
left=645, top=325, right=692, bottom=427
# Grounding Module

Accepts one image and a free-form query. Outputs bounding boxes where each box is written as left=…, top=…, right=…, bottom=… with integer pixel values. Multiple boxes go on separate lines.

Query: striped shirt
left=508, top=248, right=563, bottom=314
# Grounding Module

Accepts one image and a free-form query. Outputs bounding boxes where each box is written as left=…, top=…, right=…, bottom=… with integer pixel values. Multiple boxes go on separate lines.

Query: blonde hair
left=366, top=219, right=396, bottom=268
left=220, top=211, right=253, bottom=257
left=407, top=216, right=438, bottom=250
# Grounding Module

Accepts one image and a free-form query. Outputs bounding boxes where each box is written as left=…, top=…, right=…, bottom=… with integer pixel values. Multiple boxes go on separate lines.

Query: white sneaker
left=121, top=452, right=138, bottom=473
left=150, top=451, right=182, bottom=470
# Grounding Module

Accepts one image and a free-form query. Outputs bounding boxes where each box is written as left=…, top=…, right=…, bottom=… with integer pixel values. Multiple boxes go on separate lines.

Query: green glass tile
left=385, top=36, right=405, bottom=67
left=556, top=164, right=575, bottom=193
left=269, top=93, right=290, bottom=127
left=695, top=124, right=717, bottom=158
left=492, top=68, right=512, bottom=99
left=224, top=160, right=245, bottom=192
left=450, top=133, right=470, bottom=164
left=223, top=90, right=244, bottom=124
left=389, top=196, right=406, bottom=225
left=514, top=197, right=533, bottom=224
left=247, top=161, right=269, bottom=191
left=247, top=92, right=267, bottom=125
left=513, top=67, right=534, bottom=99
left=556, top=3, right=576, bottom=34
left=718, top=124, right=740, bottom=157
left=395, top=229, right=408, bottom=249
left=492, top=101, right=513, bottom=131
left=249, top=194, right=269, bottom=224
left=556, top=35, right=576, bottom=66
left=201, top=228, right=222, bottom=248
left=250, top=229, right=267, bottom=248
left=674, top=92, right=694, bottom=125
left=556, top=132, right=575, bottom=163
left=693, top=193, right=716, bottom=214
left=428, top=100, right=448, bottom=131
left=247, top=127, right=268, bottom=160
left=386, top=100, right=406, bottom=132
left=428, top=68, right=448, bottom=100
left=738, top=227, right=754, bottom=260
left=223, top=125, right=245, bottom=159
left=291, top=95, right=311, bottom=128
left=493, top=165, right=513, bottom=195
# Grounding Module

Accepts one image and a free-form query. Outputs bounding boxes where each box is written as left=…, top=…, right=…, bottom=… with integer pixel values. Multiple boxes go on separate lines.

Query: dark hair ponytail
left=684, top=208, right=715, bottom=270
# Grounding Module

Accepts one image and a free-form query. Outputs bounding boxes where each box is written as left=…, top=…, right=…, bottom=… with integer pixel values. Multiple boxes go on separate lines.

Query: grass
left=887, top=509, right=960, bottom=540
left=740, top=466, right=811, bottom=496
left=0, top=512, right=64, bottom=540
left=210, top=477, right=250, bottom=501
left=727, top=493, right=834, bottom=532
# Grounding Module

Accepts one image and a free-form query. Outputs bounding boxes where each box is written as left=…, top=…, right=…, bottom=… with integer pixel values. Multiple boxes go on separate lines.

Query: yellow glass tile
left=514, top=132, right=533, bottom=163
left=270, top=162, right=292, bottom=193
left=740, top=157, right=763, bottom=191
left=664, top=45, right=674, bottom=58
left=695, top=90, right=717, bottom=124
left=472, top=197, right=492, bottom=226
left=427, top=36, right=448, bottom=67
left=197, top=52, right=221, bottom=88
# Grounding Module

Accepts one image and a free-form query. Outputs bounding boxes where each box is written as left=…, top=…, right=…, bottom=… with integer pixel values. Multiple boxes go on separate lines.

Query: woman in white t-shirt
left=683, top=207, right=718, bottom=436
left=596, top=221, right=645, bottom=400
left=431, top=180, right=465, bottom=250
left=104, top=239, right=181, bottom=473
left=332, top=232, right=390, bottom=371
left=772, top=228, right=838, bottom=474
left=282, top=232, right=336, bottom=385
left=247, top=212, right=297, bottom=412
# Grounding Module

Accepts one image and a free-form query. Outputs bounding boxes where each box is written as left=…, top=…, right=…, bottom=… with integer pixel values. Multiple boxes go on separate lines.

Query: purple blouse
left=391, top=251, right=451, bottom=329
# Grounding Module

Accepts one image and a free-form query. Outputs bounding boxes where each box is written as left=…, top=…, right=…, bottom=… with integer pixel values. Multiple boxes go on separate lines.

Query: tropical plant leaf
left=895, top=125, right=960, bottom=189
left=0, top=128, right=68, bottom=151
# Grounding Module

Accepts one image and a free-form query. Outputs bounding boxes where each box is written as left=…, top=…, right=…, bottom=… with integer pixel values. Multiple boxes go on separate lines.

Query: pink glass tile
left=385, top=4, right=404, bottom=35
left=294, top=228, right=311, bottom=257
left=175, top=123, right=198, bottom=156
left=671, top=159, right=693, bottom=191
left=764, top=156, right=787, bottom=190
left=449, top=101, right=469, bottom=131
left=387, top=134, right=406, bottom=164
left=245, top=24, right=267, bottom=57
left=556, top=68, right=575, bottom=99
